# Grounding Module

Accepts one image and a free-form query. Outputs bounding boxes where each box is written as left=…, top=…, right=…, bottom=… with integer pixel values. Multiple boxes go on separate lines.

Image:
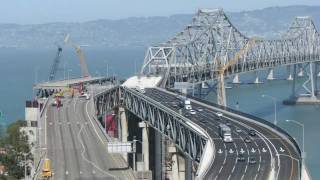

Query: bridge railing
left=166, top=88, right=302, bottom=157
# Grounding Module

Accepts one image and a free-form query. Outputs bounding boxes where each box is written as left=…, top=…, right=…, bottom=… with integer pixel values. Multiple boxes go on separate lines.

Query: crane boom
left=217, top=37, right=256, bottom=106
left=64, top=34, right=90, bottom=78
left=48, top=46, right=63, bottom=81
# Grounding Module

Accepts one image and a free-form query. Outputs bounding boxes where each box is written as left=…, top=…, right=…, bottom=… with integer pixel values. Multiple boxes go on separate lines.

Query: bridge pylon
left=285, top=62, right=320, bottom=105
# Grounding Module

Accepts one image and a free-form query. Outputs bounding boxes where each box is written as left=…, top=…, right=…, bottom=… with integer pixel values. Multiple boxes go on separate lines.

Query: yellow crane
left=64, top=34, right=90, bottom=78
left=217, top=37, right=257, bottom=106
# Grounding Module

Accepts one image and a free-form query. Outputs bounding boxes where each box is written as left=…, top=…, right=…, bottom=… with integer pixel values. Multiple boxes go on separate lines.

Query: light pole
left=286, top=119, right=305, bottom=179
left=67, top=69, right=72, bottom=80
left=262, top=94, right=277, bottom=125
left=286, top=120, right=305, bottom=157
left=23, top=153, right=28, bottom=180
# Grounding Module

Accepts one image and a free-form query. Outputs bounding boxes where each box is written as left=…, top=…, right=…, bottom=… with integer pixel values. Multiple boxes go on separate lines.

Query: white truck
left=219, top=124, right=233, bottom=142
left=184, top=98, right=192, bottom=110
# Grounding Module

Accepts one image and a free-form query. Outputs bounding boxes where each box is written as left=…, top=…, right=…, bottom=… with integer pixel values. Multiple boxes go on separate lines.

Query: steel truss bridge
left=140, top=9, right=320, bottom=106
left=94, top=86, right=208, bottom=163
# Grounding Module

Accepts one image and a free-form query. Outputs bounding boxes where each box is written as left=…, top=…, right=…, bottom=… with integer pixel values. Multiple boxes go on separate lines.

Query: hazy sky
left=2, top=0, right=320, bottom=24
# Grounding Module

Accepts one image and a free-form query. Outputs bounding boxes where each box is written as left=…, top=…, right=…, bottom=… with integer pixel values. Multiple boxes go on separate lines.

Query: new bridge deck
left=144, top=88, right=300, bottom=180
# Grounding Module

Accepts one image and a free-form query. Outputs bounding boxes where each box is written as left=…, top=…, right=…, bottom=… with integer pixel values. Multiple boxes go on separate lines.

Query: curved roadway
left=144, top=88, right=300, bottom=180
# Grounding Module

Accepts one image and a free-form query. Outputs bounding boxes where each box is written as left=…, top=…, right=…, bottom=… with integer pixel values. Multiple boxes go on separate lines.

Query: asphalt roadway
left=44, top=94, right=135, bottom=180
left=144, top=88, right=301, bottom=180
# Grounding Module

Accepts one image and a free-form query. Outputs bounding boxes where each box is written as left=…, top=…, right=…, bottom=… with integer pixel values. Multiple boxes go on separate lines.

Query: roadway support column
left=155, top=131, right=163, bottom=180
left=185, top=156, right=193, bottom=180
left=139, top=122, right=149, bottom=171
left=291, top=64, right=297, bottom=98
left=119, top=107, right=128, bottom=162
left=168, top=144, right=180, bottom=180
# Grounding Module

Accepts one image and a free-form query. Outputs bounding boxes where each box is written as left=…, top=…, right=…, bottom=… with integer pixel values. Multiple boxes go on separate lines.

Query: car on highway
left=236, top=128, right=242, bottom=133
left=237, top=154, right=246, bottom=162
left=248, top=129, right=256, bottom=136
left=184, top=113, right=190, bottom=118
left=197, top=108, right=203, bottom=112
left=249, top=157, right=256, bottom=164
left=244, top=136, right=251, bottom=143
left=189, top=109, right=196, bottom=115
left=80, top=93, right=90, bottom=100
left=215, top=112, right=223, bottom=117
left=226, top=120, right=231, bottom=126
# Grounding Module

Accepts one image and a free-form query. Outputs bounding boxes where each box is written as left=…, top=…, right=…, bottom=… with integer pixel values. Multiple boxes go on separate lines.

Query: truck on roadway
left=41, top=158, right=52, bottom=178
left=218, top=124, right=233, bottom=142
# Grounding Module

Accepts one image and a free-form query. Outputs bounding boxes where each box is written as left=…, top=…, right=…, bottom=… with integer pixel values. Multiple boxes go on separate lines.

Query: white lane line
left=77, top=125, right=118, bottom=179
left=83, top=99, right=133, bottom=179
left=45, top=110, right=48, bottom=146
left=85, top=101, right=105, bottom=145
left=224, top=116, right=278, bottom=180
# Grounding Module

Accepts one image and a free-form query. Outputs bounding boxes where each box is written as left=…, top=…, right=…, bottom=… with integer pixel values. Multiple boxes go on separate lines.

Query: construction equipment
left=41, top=158, right=52, bottom=178
left=64, top=34, right=90, bottom=78
left=217, top=37, right=257, bottom=106
left=48, top=46, right=63, bottom=81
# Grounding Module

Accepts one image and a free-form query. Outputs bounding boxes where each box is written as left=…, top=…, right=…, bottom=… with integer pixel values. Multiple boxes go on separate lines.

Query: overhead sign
left=107, top=142, right=132, bottom=153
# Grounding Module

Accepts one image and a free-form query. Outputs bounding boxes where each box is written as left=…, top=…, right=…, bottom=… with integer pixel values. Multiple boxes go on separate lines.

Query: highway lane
left=44, top=95, right=135, bottom=180
left=143, top=88, right=300, bottom=180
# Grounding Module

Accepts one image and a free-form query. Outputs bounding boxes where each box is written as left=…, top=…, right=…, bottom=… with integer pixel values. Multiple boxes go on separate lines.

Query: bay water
left=0, top=47, right=318, bottom=179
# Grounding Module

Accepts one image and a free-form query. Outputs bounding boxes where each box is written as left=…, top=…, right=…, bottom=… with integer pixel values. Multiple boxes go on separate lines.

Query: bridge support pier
left=267, top=68, right=275, bottom=80
left=154, top=131, right=163, bottom=180
left=119, top=107, right=129, bottom=161
left=253, top=72, right=262, bottom=84
left=287, top=66, right=293, bottom=80
left=298, top=66, right=304, bottom=77
left=232, top=74, right=241, bottom=84
left=284, top=63, right=320, bottom=105
left=139, top=122, right=149, bottom=171
left=185, top=156, right=193, bottom=180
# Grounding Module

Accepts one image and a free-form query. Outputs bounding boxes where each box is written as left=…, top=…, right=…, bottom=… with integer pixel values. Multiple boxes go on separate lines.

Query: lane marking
left=77, top=125, right=118, bottom=179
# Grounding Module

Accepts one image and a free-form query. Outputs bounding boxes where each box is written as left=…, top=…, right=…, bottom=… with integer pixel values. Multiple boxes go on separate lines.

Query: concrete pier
left=119, top=107, right=129, bottom=161
left=232, top=74, right=241, bottom=84
left=267, top=68, right=275, bottom=80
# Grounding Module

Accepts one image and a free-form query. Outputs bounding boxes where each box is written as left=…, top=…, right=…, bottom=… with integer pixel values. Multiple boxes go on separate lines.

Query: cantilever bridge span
left=140, top=9, right=320, bottom=105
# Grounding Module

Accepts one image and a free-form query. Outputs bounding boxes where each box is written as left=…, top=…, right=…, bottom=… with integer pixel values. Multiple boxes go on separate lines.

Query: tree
left=0, top=120, right=31, bottom=179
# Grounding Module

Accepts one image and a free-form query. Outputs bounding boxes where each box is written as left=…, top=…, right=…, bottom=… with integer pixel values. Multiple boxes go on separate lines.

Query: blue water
left=0, top=47, right=318, bottom=179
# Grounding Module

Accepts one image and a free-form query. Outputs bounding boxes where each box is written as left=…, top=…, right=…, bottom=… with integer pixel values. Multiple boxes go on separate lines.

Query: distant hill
left=0, top=5, right=319, bottom=48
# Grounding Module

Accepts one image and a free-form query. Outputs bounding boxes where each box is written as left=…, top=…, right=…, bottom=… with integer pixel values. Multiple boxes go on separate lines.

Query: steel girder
left=122, top=86, right=207, bottom=162
left=94, top=86, right=208, bottom=162
left=140, top=9, right=320, bottom=88
left=94, top=86, right=120, bottom=116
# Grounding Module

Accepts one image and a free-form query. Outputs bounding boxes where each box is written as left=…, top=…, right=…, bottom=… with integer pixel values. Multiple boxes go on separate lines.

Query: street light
left=67, top=69, right=72, bottom=80
left=262, top=94, right=277, bottom=125
left=286, top=119, right=305, bottom=179
left=286, top=120, right=305, bottom=157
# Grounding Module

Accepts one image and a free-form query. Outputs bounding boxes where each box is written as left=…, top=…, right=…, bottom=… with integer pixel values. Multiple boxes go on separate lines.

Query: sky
left=2, top=0, right=320, bottom=24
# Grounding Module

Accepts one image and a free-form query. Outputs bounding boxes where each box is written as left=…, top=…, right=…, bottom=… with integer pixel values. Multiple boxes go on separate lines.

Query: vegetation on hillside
left=0, top=120, right=31, bottom=179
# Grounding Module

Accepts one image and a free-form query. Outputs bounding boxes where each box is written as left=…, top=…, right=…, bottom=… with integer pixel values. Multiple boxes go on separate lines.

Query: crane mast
left=48, top=46, right=63, bottom=81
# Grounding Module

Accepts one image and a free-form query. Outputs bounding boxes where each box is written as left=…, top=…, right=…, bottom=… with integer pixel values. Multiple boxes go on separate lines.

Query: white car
left=215, top=112, right=223, bottom=117
left=189, top=109, right=196, bottom=115
left=80, top=93, right=90, bottom=100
